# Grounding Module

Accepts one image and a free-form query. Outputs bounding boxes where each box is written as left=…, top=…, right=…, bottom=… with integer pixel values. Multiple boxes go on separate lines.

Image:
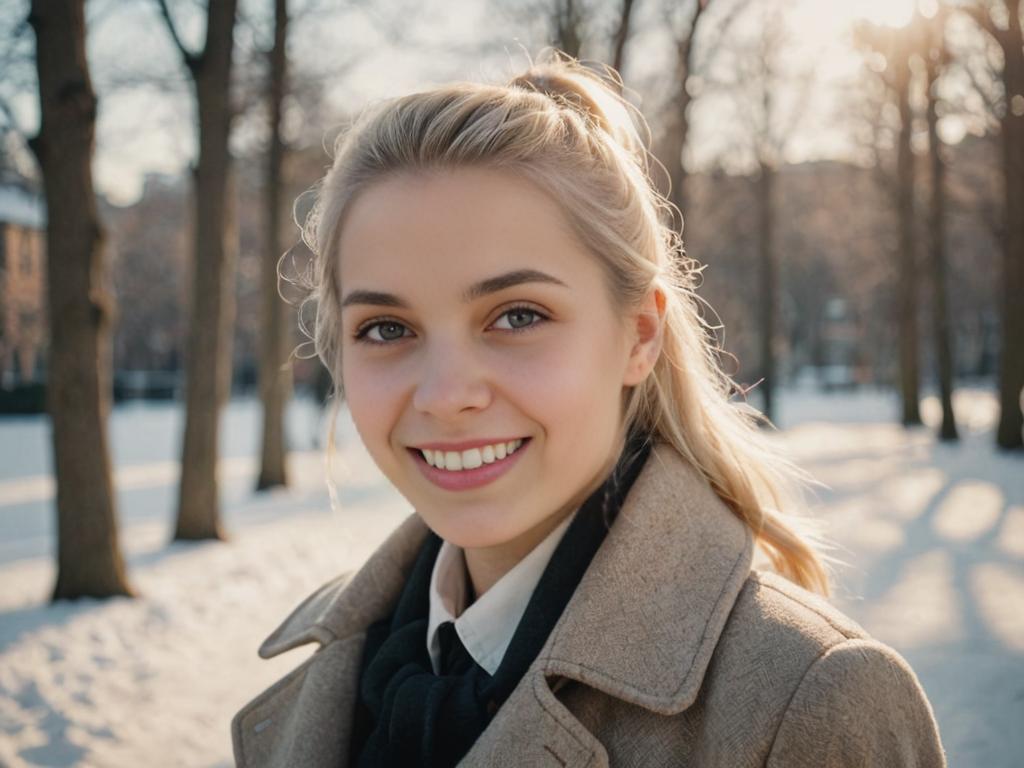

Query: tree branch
left=0, top=93, right=24, bottom=136
left=692, top=0, right=750, bottom=74
left=155, top=0, right=200, bottom=70
left=958, top=52, right=1005, bottom=121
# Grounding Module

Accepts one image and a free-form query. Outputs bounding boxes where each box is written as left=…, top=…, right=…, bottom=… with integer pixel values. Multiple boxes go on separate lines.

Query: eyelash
left=352, top=304, right=550, bottom=346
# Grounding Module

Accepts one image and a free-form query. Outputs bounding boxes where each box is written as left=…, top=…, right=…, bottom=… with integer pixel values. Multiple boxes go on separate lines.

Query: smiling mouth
left=410, top=438, right=530, bottom=472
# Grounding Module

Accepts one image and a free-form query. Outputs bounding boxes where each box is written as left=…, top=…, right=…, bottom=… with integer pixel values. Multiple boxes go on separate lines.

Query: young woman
left=231, top=52, right=946, bottom=767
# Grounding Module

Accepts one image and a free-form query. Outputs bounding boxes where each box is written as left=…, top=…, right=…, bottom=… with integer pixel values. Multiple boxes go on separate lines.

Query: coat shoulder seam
left=748, top=570, right=866, bottom=642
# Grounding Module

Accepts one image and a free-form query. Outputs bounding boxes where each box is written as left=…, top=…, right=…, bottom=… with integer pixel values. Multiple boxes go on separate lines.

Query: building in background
left=0, top=169, right=46, bottom=390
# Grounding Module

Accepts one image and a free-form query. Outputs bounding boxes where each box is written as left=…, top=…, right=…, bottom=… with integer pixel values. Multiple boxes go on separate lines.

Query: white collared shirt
left=426, top=510, right=577, bottom=675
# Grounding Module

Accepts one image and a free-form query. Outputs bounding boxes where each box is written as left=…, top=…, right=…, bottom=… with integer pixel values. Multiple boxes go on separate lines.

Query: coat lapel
left=232, top=513, right=431, bottom=768
left=233, top=442, right=754, bottom=767
left=458, top=443, right=755, bottom=766
left=457, top=667, right=610, bottom=767
left=539, top=443, right=755, bottom=714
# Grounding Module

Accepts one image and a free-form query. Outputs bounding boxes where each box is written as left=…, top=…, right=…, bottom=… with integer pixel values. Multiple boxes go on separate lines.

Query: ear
left=623, top=286, right=666, bottom=387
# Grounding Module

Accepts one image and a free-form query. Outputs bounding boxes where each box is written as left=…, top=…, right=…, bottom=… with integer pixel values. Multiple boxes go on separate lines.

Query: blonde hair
left=289, top=50, right=838, bottom=595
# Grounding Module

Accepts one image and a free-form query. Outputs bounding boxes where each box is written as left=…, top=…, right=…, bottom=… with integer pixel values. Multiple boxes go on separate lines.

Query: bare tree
left=706, top=0, right=815, bottom=423
left=751, top=13, right=784, bottom=424
left=257, top=0, right=291, bottom=491
left=895, top=34, right=923, bottom=427
left=506, top=0, right=636, bottom=69
left=155, top=0, right=240, bottom=540
left=923, top=6, right=959, bottom=440
left=855, top=20, right=923, bottom=426
left=960, top=0, right=1024, bottom=449
left=27, top=0, right=133, bottom=599
left=610, top=0, right=636, bottom=74
left=0, top=3, right=36, bottom=139
left=552, top=0, right=584, bottom=57
left=655, top=0, right=710, bottom=218
left=653, top=0, right=745, bottom=217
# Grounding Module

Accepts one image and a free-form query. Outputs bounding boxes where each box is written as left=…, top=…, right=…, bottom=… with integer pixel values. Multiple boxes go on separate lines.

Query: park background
left=0, top=0, right=1022, bottom=765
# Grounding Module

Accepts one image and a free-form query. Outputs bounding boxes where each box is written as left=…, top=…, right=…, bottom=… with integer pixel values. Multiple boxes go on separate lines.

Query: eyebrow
left=340, top=268, right=569, bottom=310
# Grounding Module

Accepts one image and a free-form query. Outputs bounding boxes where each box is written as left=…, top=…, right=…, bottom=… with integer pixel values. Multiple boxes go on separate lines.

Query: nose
left=412, top=340, right=493, bottom=419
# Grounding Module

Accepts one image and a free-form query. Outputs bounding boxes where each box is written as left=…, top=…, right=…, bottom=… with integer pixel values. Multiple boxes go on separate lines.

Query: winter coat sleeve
left=766, top=638, right=947, bottom=767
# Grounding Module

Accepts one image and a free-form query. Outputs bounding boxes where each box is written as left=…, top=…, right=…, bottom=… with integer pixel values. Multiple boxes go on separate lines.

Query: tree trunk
left=662, top=36, right=695, bottom=221
left=257, top=0, right=291, bottom=491
left=896, top=57, right=922, bottom=426
left=27, top=0, right=133, bottom=599
left=610, top=0, right=636, bottom=75
left=995, top=0, right=1024, bottom=449
left=656, top=3, right=708, bottom=263
left=925, top=49, right=958, bottom=441
left=172, top=0, right=239, bottom=540
left=553, top=0, right=582, bottom=58
left=757, top=162, right=777, bottom=423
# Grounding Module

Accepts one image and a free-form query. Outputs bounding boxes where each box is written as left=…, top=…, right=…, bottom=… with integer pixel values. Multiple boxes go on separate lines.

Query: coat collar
left=256, top=509, right=429, bottom=659
left=537, top=442, right=754, bottom=714
left=258, top=441, right=754, bottom=715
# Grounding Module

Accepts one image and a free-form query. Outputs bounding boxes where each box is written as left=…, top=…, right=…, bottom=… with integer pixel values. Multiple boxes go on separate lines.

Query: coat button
left=486, top=699, right=498, bottom=716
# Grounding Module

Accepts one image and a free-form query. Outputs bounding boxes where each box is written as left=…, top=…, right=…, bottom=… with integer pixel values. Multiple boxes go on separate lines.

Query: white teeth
left=462, top=448, right=483, bottom=469
left=421, top=439, right=526, bottom=471
left=444, top=451, right=462, bottom=471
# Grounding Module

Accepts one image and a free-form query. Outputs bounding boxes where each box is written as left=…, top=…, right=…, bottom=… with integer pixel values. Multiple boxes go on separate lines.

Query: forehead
left=336, top=166, right=598, bottom=298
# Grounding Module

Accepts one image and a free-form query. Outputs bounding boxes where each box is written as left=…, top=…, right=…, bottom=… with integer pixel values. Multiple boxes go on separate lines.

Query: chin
left=418, top=506, right=532, bottom=550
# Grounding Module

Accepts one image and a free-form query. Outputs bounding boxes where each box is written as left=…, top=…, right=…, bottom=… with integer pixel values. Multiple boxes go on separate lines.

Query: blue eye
left=492, top=305, right=548, bottom=332
left=354, top=320, right=411, bottom=345
left=352, top=304, right=549, bottom=346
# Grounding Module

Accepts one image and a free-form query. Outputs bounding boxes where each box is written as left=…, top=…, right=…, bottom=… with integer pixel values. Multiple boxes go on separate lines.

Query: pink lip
left=413, top=436, right=527, bottom=452
left=408, top=438, right=531, bottom=491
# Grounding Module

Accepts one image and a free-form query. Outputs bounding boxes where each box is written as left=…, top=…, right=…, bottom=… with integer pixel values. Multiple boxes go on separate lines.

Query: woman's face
left=337, top=166, right=658, bottom=557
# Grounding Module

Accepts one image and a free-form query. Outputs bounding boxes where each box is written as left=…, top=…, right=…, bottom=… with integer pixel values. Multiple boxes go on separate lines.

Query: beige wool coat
left=231, top=443, right=947, bottom=767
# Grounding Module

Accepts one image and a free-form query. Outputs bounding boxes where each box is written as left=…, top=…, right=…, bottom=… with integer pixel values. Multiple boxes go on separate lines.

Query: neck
left=463, top=505, right=574, bottom=599
left=462, top=443, right=623, bottom=599
left=464, top=430, right=630, bottom=598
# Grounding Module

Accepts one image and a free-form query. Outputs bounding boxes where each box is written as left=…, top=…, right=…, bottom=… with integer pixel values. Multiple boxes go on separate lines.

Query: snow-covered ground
left=0, top=386, right=1020, bottom=767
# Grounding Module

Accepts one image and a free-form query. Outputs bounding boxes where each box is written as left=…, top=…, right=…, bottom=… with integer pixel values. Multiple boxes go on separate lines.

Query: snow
left=0, top=184, right=45, bottom=230
left=0, top=387, right=1021, bottom=767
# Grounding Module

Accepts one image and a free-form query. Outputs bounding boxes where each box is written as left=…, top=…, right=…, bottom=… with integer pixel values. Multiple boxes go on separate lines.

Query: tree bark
left=257, top=0, right=291, bottom=491
left=925, top=38, right=958, bottom=441
left=895, top=54, right=922, bottom=426
left=27, top=0, right=133, bottom=599
left=158, top=0, right=240, bottom=540
left=995, top=0, right=1024, bottom=449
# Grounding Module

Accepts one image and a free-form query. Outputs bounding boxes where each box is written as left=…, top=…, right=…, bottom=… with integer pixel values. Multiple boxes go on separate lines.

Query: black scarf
left=348, top=428, right=654, bottom=768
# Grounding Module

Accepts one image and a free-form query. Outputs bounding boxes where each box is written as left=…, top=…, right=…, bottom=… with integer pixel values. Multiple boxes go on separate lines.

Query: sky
left=2, top=0, right=968, bottom=206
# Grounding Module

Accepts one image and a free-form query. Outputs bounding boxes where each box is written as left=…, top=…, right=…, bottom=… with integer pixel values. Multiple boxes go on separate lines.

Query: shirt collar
left=426, top=510, right=577, bottom=675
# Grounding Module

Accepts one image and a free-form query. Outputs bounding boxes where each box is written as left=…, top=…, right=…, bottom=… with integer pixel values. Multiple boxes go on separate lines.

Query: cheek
left=341, top=355, right=407, bottom=450
left=498, top=330, right=625, bottom=429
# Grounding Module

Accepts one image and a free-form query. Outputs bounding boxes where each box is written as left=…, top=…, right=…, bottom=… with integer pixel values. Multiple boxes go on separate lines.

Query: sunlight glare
left=855, top=0, right=921, bottom=27
left=789, top=0, right=924, bottom=60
